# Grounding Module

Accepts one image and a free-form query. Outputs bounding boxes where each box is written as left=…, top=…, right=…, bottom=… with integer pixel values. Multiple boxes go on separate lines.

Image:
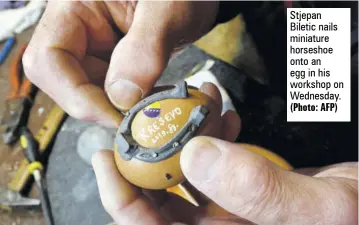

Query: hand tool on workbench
left=19, top=127, right=54, bottom=225
left=0, top=104, right=65, bottom=214
left=0, top=43, right=36, bottom=145
left=9, top=104, right=66, bottom=193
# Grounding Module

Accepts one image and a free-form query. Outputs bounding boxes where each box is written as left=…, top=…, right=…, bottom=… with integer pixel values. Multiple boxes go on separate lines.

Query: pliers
left=0, top=44, right=35, bottom=145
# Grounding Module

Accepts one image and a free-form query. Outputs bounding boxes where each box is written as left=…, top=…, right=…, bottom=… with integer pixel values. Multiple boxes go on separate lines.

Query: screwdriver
left=19, top=127, right=54, bottom=225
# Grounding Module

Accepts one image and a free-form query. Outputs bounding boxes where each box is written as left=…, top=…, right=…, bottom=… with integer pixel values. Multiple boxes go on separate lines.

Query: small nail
left=181, top=137, right=221, bottom=181
left=107, top=79, right=143, bottom=110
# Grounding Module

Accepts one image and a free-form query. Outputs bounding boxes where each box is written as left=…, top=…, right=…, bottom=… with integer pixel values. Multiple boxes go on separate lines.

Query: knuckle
left=102, top=198, right=142, bottom=224
left=228, top=154, right=283, bottom=216
left=22, top=44, right=49, bottom=84
left=22, top=47, right=37, bottom=79
left=322, top=180, right=358, bottom=225
left=239, top=155, right=273, bottom=193
left=102, top=200, right=126, bottom=219
left=66, top=103, right=93, bottom=122
left=249, top=166, right=281, bottom=213
left=102, top=199, right=119, bottom=216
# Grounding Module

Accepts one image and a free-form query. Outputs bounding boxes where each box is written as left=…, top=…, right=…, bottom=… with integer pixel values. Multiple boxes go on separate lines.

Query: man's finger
left=105, top=2, right=178, bottom=110
left=105, top=1, right=218, bottom=110
left=200, top=82, right=223, bottom=114
left=180, top=137, right=358, bottom=225
left=199, top=83, right=241, bottom=142
left=80, top=56, right=109, bottom=87
left=92, top=150, right=168, bottom=225
left=23, top=2, right=121, bottom=128
left=220, top=110, right=241, bottom=142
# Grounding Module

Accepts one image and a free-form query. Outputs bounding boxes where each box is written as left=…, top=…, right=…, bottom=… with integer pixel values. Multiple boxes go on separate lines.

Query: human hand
left=93, top=140, right=358, bottom=225
left=92, top=83, right=243, bottom=224
left=178, top=138, right=358, bottom=225
left=23, top=1, right=218, bottom=127
left=92, top=92, right=358, bottom=225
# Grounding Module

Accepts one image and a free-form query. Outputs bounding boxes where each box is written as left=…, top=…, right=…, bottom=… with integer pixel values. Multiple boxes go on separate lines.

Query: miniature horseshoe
left=114, top=81, right=215, bottom=190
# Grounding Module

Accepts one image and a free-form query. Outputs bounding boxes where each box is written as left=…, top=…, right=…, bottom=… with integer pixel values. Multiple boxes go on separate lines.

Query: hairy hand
left=93, top=138, right=357, bottom=225
left=92, top=89, right=357, bottom=225
left=23, top=0, right=218, bottom=127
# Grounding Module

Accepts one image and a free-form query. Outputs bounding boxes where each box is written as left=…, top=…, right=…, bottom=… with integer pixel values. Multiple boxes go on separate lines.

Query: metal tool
left=0, top=186, right=40, bottom=210
left=9, top=104, right=66, bottom=193
left=0, top=104, right=64, bottom=217
left=20, top=127, right=54, bottom=225
left=0, top=44, right=35, bottom=145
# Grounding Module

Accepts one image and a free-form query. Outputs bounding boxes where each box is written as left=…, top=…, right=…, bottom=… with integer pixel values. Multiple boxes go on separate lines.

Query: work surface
left=0, top=27, right=55, bottom=225
left=0, top=26, right=357, bottom=224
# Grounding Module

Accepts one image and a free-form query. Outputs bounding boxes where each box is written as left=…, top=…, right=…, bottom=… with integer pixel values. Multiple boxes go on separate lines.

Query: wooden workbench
left=0, top=26, right=55, bottom=225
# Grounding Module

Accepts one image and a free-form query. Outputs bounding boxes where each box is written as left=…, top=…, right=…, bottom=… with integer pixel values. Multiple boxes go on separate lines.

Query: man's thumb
left=105, top=10, right=171, bottom=111
left=180, top=137, right=357, bottom=225
left=105, top=1, right=217, bottom=111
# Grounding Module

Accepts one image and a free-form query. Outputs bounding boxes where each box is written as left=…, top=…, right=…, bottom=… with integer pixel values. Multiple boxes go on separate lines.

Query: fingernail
left=199, top=82, right=211, bottom=92
left=181, top=137, right=221, bottom=181
left=107, top=79, right=143, bottom=110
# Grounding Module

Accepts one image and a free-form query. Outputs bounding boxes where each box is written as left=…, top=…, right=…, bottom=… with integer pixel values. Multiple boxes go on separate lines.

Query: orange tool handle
left=7, top=44, right=30, bottom=101
left=18, top=77, right=33, bottom=99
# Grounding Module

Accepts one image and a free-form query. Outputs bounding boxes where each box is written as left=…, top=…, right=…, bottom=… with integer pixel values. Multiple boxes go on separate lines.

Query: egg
left=114, top=83, right=215, bottom=190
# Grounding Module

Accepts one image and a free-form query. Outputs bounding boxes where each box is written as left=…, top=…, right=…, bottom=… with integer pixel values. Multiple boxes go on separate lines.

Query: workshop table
left=0, top=27, right=54, bottom=225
